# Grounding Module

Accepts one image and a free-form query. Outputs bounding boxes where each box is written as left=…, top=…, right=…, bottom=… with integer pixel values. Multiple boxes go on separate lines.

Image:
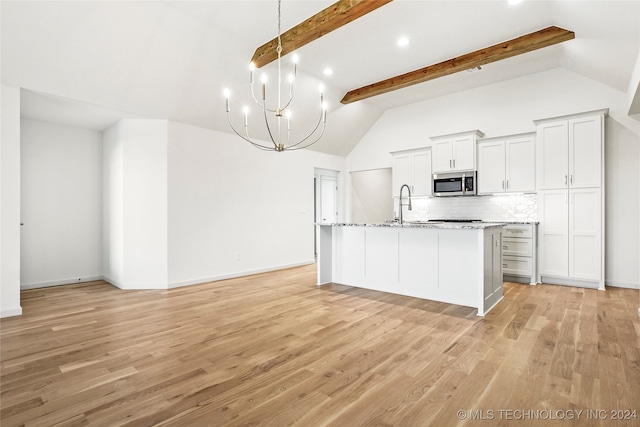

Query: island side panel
left=398, top=228, right=439, bottom=296
left=438, top=229, right=480, bottom=308
left=333, top=226, right=366, bottom=287
left=480, top=227, right=504, bottom=316
left=364, top=228, right=399, bottom=291
left=317, top=224, right=333, bottom=285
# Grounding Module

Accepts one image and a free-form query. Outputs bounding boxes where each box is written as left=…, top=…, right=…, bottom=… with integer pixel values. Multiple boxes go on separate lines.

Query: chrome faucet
left=398, top=184, right=412, bottom=224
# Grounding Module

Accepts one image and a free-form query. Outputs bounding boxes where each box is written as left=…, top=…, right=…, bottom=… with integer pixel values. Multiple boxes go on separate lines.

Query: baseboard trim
left=21, top=276, right=104, bottom=290
left=0, top=306, right=23, bottom=318
left=540, top=275, right=600, bottom=289
left=17, top=262, right=318, bottom=292
left=168, top=261, right=316, bottom=289
left=604, top=280, right=639, bottom=289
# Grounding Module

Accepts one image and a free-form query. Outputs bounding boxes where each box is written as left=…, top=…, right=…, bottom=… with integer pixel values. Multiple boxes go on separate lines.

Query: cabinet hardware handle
left=570, top=174, right=573, bottom=185
left=565, top=175, right=568, bottom=185
left=453, top=159, right=456, bottom=168
left=503, top=246, right=508, bottom=249
left=503, top=264, right=508, bottom=268
left=506, top=179, right=509, bottom=189
left=502, top=180, right=505, bottom=189
left=449, top=159, right=452, bottom=168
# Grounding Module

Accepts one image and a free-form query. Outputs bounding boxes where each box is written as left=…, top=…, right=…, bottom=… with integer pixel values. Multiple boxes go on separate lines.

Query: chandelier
left=223, top=0, right=327, bottom=152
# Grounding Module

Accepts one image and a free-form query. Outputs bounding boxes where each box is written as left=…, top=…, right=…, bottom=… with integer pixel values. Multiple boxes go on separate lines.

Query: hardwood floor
left=1, top=264, right=639, bottom=426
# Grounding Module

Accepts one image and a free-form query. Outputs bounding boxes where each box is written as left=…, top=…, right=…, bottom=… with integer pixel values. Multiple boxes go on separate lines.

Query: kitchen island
left=316, top=222, right=505, bottom=316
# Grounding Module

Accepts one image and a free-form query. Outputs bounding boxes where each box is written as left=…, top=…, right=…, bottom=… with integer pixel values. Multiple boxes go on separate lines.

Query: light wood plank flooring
left=1, top=264, right=639, bottom=426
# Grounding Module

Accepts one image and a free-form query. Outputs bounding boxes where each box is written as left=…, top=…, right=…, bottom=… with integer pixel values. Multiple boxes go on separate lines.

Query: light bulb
left=242, top=106, right=248, bottom=127
left=318, top=84, right=325, bottom=94
left=397, top=37, right=410, bottom=47
left=261, top=73, right=268, bottom=84
left=288, top=74, right=294, bottom=83
left=292, top=53, right=299, bottom=64
left=249, top=62, right=256, bottom=71
left=223, top=88, right=230, bottom=98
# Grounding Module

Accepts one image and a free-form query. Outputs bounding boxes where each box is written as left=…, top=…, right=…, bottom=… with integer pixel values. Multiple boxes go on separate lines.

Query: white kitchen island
left=316, top=222, right=505, bottom=316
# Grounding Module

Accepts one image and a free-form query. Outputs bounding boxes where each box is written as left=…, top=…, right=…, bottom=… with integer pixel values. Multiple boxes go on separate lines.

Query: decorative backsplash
left=398, top=193, right=538, bottom=222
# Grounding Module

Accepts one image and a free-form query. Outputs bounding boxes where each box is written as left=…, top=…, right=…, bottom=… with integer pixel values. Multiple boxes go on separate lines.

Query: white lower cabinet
left=319, top=225, right=503, bottom=316
left=538, top=188, right=603, bottom=288
left=502, top=224, right=537, bottom=285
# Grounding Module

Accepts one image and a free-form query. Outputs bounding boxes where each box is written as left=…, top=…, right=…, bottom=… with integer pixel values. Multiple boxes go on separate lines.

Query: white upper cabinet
left=477, top=140, right=506, bottom=194
left=537, top=121, right=568, bottom=190
left=391, top=148, right=432, bottom=197
left=478, top=133, right=535, bottom=194
left=536, top=112, right=604, bottom=190
left=431, top=130, right=484, bottom=173
left=570, top=116, right=602, bottom=188
left=506, top=135, right=536, bottom=192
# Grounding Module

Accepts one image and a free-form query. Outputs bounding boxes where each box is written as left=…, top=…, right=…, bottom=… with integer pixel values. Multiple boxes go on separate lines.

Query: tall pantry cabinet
left=535, top=109, right=607, bottom=290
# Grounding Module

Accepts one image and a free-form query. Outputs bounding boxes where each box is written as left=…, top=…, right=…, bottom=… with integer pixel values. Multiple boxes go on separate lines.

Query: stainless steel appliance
left=433, top=171, right=477, bottom=197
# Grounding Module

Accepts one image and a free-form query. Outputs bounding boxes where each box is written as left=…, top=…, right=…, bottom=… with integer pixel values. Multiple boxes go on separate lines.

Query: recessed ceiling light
left=323, top=68, right=334, bottom=76
left=397, top=37, right=410, bottom=47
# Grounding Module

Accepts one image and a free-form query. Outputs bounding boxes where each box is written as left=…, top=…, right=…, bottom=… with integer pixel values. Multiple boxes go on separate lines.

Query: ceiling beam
left=340, top=26, right=575, bottom=104
left=251, top=0, right=393, bottom=68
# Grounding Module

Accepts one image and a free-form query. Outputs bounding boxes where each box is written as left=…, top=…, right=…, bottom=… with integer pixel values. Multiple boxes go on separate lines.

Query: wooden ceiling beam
left=340, top=26, right=575, bottom=104
left=251, top=0, right=393, bottom=68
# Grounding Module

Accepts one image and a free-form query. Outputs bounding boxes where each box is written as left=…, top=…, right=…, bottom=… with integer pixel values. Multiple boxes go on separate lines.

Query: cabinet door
left=506, top=136, right=535, bottom=193
left=569, top=115, right=602, bottom=189
left=537, top=121, right=568, bottom=190
left=392, top=153, right=412, bottom=197
left=539, top=190, right=569, bottom=277
left=478, top=141, right=506, bottom=194
left=432, top=139, right=453, bottom=173
left=412, top=150, right=432, bottom=196
left=452, top=135, right=475, bottom=171
left=569, top=188, right=602, bottom=280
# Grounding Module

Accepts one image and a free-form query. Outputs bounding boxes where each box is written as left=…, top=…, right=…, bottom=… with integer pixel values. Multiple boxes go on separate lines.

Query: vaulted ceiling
left=2, top=1, right=639, bottom=156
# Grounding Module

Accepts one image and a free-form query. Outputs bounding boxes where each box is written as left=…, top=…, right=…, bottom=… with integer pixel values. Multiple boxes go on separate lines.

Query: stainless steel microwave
left=433, top=171, right=477, bottom=196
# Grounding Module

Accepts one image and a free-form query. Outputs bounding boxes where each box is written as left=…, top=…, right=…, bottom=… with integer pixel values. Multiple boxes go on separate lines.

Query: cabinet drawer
left=503, top=237, right=533, bottom=256
left=504, top=225, right=533, bottom=238
left=503, top=256, right=532, bottom=276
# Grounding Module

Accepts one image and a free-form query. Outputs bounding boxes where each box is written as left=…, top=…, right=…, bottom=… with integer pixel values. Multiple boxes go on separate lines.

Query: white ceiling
left=2, top=0, right=639, bottom=156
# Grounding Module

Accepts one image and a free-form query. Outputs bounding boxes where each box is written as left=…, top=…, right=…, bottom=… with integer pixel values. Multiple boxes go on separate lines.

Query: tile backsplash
left=398, top=193, right=538, bottom=222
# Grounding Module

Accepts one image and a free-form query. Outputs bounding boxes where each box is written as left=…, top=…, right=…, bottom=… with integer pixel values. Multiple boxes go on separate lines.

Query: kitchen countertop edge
left=317, top=222, right=508, bottom=230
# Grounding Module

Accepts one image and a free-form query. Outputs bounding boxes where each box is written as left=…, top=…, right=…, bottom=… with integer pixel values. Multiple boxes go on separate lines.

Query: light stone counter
left=329, top=222, right=507, bottom=230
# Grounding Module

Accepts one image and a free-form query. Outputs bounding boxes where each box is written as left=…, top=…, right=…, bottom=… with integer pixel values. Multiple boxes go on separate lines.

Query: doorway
left=314, top=168, right=340, bottom=258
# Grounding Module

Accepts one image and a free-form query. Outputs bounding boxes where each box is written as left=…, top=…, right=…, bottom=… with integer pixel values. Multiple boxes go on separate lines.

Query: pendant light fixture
left=223, top=0, right=327, bottom=152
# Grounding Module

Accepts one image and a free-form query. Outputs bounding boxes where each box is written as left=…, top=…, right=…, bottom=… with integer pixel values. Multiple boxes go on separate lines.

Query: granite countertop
left=321, top=222, right=507, bottom=230
left=482, top=220, right=539, bottom=225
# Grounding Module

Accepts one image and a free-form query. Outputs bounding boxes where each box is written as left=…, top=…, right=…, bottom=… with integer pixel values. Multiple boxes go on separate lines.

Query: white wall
left=20, top=119, right=103, bottom=289
left=347, top=68, right=640, bottom=289
left=166, top=122, right=345, bottom=287
left=350, top=168, right=393, bottom=224
left=0, top=85, right=22, bottom=317
left=103, top=119, right=168, bottom=289
left=605, top=118, right=640, bottom=288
